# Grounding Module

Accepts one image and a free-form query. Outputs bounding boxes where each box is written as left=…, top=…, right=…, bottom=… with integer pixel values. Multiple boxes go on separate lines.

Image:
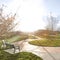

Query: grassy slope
left=0, top=35, right=43, bottom=60
left=0, top=35, right=27, bottom=49
left=29, top=39, right=60, bottom=47
left=0, top=50, right=43, bottom=60
left=6, top=35, right=20, bottom=43
left=0, top=35, right=20, bottom=48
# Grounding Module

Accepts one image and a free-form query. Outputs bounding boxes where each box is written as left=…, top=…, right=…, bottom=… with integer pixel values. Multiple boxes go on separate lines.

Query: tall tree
left=45, top=13, right=59, bottom=31
left=0, top=5, right=17, bottom=38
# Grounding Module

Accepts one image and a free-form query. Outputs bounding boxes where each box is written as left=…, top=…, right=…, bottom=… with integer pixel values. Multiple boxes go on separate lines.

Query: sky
left=0, top=0, right=60, bottom=32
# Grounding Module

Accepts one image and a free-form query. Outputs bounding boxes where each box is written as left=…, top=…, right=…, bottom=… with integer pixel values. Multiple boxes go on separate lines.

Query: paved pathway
left=5, top=41, right=60, bottom=60
left=21, top=42, right=60, bottom=60
left=4, top=33, right=60, bottom=60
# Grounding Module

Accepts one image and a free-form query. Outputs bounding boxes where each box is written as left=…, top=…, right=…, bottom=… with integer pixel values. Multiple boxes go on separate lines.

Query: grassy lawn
left=29, top=39, right=60, bottom=47
left=0, top=50, right=43, bottom=60
left=29, top=35, right=37, bottom=39
left=0, top=35, right=20, bottom=48
left=6, top=35, right=28, bottom=43
left=0, top=35, right=43, bottom=60
left=6, top=35, right=21, bottom=43
left=0, top=35, right=28, bottom=49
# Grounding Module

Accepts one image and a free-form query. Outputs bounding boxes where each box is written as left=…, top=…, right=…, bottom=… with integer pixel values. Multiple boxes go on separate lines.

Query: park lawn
left=29, top=39, right=60, bottom=47
left=29, top=35, right=37, bottom=39
left=0, top=35, right=43, bottom=60
left=0, top=35, right=21, bottom=48
left=6, top=35, right=21, bottom=43
left=0, top=50, right=43, bottom=60
left=0, top=35, right=28, bottom=49
left=2, top=35, right=28, bottom=43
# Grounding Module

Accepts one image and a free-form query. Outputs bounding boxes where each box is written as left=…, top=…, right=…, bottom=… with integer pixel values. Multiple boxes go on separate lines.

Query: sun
left=8, top=0, right=47, bottom=32
left=16, top=0, right=46, bottom=32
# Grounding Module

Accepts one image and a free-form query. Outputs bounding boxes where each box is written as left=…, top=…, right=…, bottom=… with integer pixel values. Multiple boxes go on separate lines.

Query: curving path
left=4, top=35, right=60, bottom=60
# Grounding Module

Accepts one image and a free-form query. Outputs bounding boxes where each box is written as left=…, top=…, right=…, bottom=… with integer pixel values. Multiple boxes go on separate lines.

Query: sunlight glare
left=4, top=0, right=47, bottom=32
left=17, top=0, right=46, bottom=32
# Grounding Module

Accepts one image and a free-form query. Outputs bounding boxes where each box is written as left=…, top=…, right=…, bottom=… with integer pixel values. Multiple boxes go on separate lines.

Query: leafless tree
left=45, top=13, right=59, bottom=31
left=0, top=5, right=17, bottom=38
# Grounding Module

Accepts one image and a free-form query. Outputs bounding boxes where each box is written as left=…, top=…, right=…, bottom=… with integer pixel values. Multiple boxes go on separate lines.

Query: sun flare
left=1, top=0, right=47, bottom=32
left=16, top=0, right=47, bottom=32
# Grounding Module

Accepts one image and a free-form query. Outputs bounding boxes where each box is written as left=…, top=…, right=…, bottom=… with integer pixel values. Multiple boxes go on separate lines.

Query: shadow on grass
left=0, top=49, right=43, bottom=60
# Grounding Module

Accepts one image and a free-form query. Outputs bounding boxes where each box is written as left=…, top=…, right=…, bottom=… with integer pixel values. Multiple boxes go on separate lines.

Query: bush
left=0, top=51, right=43, bottom=60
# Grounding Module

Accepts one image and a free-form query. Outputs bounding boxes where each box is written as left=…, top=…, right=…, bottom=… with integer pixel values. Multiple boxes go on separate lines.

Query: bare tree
left=45, top=13, right=59, bottom=31
left=0, top=5, right=17, bottom=38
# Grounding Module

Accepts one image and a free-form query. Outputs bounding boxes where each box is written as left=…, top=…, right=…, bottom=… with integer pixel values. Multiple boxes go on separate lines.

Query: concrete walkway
left=4, top=41, right=60, bottom=60
left=21, top=42, right=60, bottom=60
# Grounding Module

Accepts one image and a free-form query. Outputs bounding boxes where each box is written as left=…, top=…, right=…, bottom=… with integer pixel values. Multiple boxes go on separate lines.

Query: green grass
left=0, top=35, right=43, bottom=60
left=29, top=35, right=37, bottom=39
left=0, top=35, right=28, bottom=49
left=0, top=50, right=43, bottom=60
left=2, top=35, right=28, bottom=43
left=29, top=39, right=60, bottom=47
left=6, top=35, right=21, bottom=43
left=0, top=35, right=21, bottom=48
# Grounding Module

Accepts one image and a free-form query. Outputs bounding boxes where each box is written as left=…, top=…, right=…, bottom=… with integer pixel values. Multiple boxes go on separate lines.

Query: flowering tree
left=0, top=5, right=17, bottom=38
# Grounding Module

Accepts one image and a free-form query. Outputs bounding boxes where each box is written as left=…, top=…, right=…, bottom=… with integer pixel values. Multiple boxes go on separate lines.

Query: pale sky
left=0, top=0, right=60, bottom=32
